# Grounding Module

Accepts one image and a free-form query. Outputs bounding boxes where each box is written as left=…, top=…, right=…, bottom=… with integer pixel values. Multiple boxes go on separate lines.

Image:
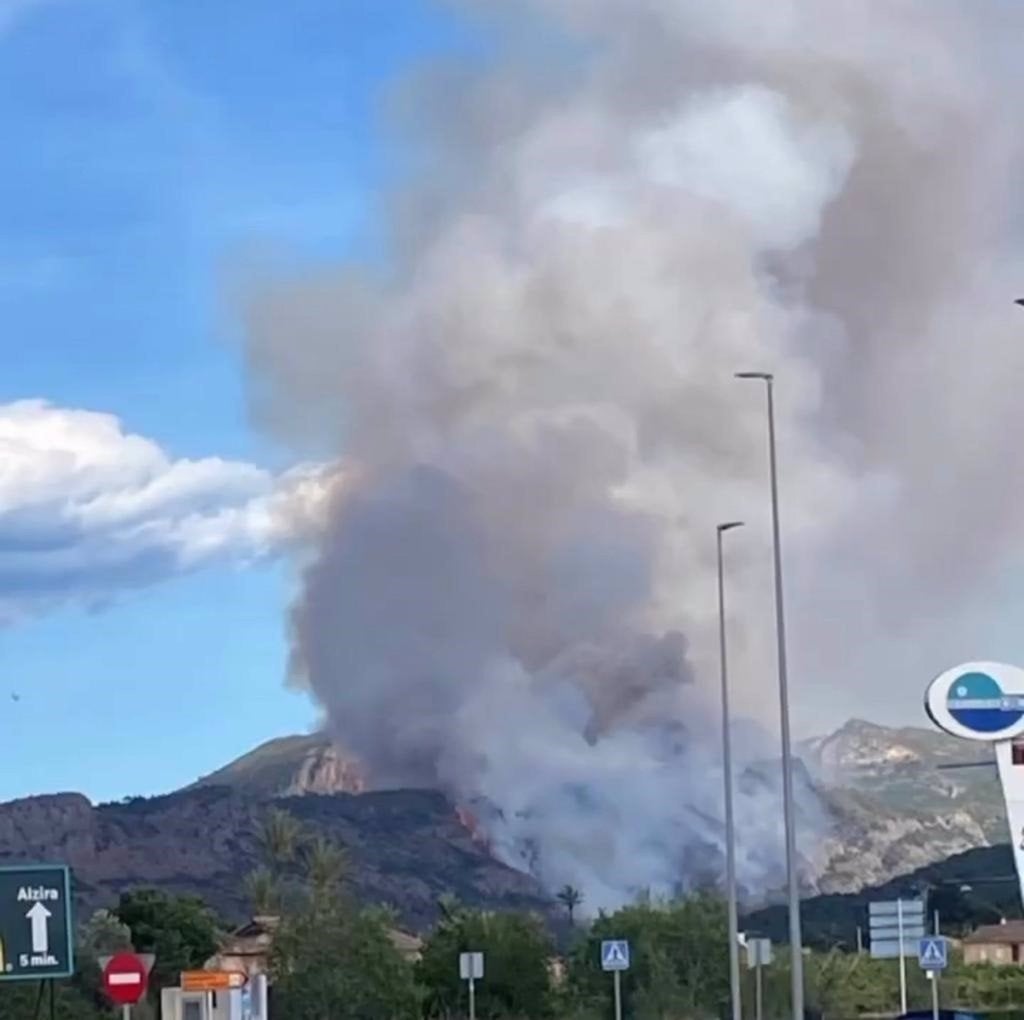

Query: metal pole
left=718, top=521, right=744, bottom=1020
left=32, top=981, right=44, bottom=1020
left=897, top=898, right=908, bottom=1016
left=934, top=909, right=940, bottom=935
left=48, top=980, right=54, bottom=1020
left=122, top=1006, right=131, bottom=1020
left=931, top=973, right=939, bottom=1020
left=856, top=926, right=863, bottom=954
left=613, top=969, right=623, bottom=1020
left=756, top=958, right=764, bottom=1020
left=737, top=371, right=804, bottom=1020
left=469, top=976, right=476, bottom=1020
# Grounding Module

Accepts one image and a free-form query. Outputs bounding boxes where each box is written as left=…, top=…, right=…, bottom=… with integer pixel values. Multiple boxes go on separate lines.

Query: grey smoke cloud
left=244, top=0, right=1024, bottom=904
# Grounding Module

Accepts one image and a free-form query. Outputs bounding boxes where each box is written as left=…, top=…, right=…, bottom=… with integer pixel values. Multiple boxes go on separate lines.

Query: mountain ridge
left=183, top=719, right=1006, bottom=895
left=0, top=783, right=552, bottom=932
left=0, top=716, right=1005, bottom=927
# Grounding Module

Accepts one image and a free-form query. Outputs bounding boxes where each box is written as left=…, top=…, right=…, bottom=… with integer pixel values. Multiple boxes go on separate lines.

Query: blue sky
left=0, top=0, right=482, bottom=802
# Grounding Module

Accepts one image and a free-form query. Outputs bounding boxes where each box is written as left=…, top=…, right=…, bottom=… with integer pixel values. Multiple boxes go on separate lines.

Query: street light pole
left=718, top=521, right=745, bottom=1020
left=736, top=371, right=804, bottom=1020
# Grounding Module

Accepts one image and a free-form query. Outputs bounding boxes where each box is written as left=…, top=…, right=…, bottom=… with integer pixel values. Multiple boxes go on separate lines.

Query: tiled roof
left=964, top=921, right=1024, bottom=945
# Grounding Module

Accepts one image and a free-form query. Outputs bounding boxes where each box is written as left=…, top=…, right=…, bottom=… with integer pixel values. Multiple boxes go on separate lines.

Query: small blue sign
left=918, top=936, right=948, bottom=971
left=601, top=940, right=630, bottom=972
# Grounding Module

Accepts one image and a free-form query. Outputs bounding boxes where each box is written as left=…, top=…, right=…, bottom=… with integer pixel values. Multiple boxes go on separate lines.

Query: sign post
left=746, top=938, right=773, bottom=1020
left=0, top=865, right=73, bottom=985
left=868, top=897, right=925, bottom=1015
left=459, top=952, right=483, bottom=1020
left=601, top=940, right=630, bottom=1020
left=918, top=936, right=949, bottom=1020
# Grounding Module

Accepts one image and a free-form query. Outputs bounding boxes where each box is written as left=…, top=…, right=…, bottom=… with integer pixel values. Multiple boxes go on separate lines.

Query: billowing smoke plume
left=242, top=1, right=1024, bottom=907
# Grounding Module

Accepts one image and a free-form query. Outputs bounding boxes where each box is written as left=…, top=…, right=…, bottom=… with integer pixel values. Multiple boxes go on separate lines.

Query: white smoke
left=241, top=0, right=1024, bottom=907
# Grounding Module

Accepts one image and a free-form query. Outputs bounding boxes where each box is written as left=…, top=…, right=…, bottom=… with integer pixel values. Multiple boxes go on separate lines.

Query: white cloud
left=0, top=400, right=335, bottom=621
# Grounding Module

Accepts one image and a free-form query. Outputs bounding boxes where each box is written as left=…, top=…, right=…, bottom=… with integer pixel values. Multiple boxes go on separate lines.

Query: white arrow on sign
left=26, top=903, right=51, bottom=954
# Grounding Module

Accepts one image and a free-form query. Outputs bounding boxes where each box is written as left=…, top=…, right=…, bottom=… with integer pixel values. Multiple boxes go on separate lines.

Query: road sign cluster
left=868, top=898, right=926, bottom=959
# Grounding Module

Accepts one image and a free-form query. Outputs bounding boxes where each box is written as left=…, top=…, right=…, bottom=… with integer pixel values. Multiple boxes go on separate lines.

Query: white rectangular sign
left=869, top=899, right=925, bottom=919
left=869, top=899, right=926, bottom=960
left=745, top=938, right=772, bottom=968
left=459, top=952, right=483, bottom=980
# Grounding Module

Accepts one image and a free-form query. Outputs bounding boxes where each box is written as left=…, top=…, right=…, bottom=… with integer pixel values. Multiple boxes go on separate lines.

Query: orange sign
left=180, top=971, right=246, bottom=991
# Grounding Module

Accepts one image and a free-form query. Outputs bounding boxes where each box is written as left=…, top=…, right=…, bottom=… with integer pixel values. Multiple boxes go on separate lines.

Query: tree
left=114, top=889, right=221, bottom=997
left=302, top=835, right=348, bottom=902
left=271, top=898, right=419, bottom=1020
left=566, top=894, right=730, bottom=1020
left=245, top=865, right=280, bottom=916
left=0, top=982, right=113, bottom=1020
left=437, top=892, right=462, bottom=922
left=72, top=909, right=135, bottom=1015
left=259, top=806, right=303, bottom=868
left=419, top=908, right=554, bottom=1018
left=557, top=885, right=584, bottom=926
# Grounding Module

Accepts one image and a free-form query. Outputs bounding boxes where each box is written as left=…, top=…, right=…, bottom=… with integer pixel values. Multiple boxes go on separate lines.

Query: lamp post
left=718, top=521, right=745, bottom=1020
left=735, top=371, right=804, bottom=1020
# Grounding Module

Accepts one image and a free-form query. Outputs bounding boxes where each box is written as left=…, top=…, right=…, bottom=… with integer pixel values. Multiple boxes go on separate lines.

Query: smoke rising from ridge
left=243, top=1, right=1024, bottom=905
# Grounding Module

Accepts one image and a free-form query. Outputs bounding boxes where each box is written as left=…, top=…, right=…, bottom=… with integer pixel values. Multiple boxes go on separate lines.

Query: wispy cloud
left=0, top=400, right=335, bottom=621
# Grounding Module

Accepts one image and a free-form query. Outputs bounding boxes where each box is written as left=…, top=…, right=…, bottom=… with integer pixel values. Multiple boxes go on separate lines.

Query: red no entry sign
left=103, top=952, right=148, bottom=1006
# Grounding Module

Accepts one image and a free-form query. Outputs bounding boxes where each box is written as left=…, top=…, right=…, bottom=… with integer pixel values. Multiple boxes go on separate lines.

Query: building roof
left=964, top=921, right=1024, bottom=945
left=389, top=929, right=423, bottom=957
left=231, top=916, right=280, bottom=940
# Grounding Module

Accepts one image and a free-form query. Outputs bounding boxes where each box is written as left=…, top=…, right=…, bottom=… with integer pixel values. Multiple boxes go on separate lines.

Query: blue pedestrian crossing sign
left=918, top=936, right=948, bottom=971
left=601, top=940, right=630, bottom=971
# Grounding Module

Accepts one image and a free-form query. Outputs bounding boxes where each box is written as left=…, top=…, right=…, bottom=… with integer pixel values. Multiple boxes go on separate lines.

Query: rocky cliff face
left=800, top=719, right=1004, bottom=891
left=192, top=735, right=365, bottom=797
left=0, top=786, right=552, bottom=932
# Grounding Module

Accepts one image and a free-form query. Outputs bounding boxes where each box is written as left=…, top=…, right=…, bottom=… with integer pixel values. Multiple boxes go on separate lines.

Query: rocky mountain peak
left=191, top=734, right=366, bottom=798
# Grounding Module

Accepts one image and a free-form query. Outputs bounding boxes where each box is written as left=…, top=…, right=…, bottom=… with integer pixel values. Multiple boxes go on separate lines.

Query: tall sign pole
left=867, top=897, right=925, bottom=1014
left=459, top=952, right=483, bottom=1020
left=736, top=371, right=804, bottom=1020
left=601, top=940, right=630, bottom=1020
left=897, top=899, right=907, bottom=1016
left=918, top=936, right=948, bottom=1020
left=746, top=938, right=772, bottom=1020
left=717, top=520, right=745, bottom=1020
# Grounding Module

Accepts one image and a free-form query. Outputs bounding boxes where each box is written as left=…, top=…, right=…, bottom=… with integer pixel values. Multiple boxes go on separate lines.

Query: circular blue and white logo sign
left=926, top=662, right=1024, bottom=741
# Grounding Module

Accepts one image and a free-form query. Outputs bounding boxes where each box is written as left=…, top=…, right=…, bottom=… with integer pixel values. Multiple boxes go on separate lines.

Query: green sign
left=0, top=865, right=73, bottom=981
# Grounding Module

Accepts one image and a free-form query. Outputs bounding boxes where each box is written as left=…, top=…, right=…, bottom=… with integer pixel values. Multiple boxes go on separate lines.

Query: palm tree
left=437, top=892, right=462, bottom=924
left=244, top=866, right=279, bottom=915
left=557, top=884, right=583, bottom=925
left=259, top=808, right=302, bottom=871
left=302, top=836, right=348, bottom=899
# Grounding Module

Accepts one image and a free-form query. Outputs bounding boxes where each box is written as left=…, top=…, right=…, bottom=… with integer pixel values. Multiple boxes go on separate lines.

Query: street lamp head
left=717, top=521, right=744, bottom=534
left=735, top=371, right=773, bottom=381
left=1015, top=298, right=1024, bottom=307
